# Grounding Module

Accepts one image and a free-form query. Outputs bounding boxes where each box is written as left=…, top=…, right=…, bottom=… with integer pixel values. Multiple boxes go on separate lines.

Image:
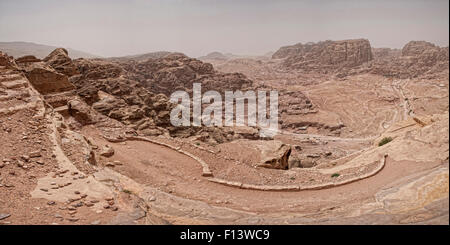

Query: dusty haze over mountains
left=0, top=0, right=449, bottom=57
left=0, top=0, right=448, bottom=226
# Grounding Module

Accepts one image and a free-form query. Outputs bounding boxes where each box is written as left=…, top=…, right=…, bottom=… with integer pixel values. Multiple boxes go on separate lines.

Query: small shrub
left=331, top=173, right=340, bottom=178
left=378, top=137, right=393, bottom=146
left=122, top=189, right=132, bottom=194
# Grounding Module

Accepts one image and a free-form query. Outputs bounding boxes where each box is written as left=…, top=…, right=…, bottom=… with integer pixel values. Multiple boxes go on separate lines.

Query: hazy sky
left=0, top=0, right=448, bottom=57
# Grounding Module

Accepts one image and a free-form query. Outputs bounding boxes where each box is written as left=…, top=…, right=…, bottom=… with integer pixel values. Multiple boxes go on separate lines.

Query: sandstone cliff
left=273, top=39, right=373, bottom=72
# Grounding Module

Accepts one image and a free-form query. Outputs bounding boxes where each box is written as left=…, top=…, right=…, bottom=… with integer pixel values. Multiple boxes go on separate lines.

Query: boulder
left=68, top=99, right=96, bottom=125
left=288, top=157, right=302, bottom=169
left=299, top=158, right=316, bottom=168
left=256, top=140, right=292, bottom=170
left=100, top=145, right=114, bottom=157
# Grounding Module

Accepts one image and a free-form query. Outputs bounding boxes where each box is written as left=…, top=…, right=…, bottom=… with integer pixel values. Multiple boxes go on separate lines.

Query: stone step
left=1, top=80, right=29, bottom=89
left=54, top=105, right=69, bottom=117
left=0, top=98, right=29, bottom=113
left=0, top=90, right=31, bottom=102
left=44, top=91, right=76, bottom=107
left=0, top=100, right=40, bottom=116
left=0, top=74, right=23, bottom=82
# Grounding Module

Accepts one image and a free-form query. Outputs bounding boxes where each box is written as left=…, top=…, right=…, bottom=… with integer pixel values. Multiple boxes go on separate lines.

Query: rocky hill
left=0, top=48, right=260, bottom=143
left=368, top=41, right=449, bottom=78
left=120, top=52, right=253, bottom=96
left=106, top=51, right=172, bottom=63
left=52, top=50, right=258, bottom=142
left=198, top=52, right=229, bottom=61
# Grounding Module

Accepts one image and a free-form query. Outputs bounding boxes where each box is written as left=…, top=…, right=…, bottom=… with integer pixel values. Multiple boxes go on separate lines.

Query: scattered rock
left=67, top=217, right=79, bottom=222
left=100, top=145, right=114, bottom=157
left=0, top=213, right=11, bottom=220
left=29, top=151, right=41, bottom=158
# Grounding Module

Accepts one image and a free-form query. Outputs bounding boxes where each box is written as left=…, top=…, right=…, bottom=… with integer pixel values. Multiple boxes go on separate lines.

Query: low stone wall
left=208, top=154, right=387, bottom=191
left=107, top=134, right=387, bottom=191
left=124, top=136, right=213, bottom=177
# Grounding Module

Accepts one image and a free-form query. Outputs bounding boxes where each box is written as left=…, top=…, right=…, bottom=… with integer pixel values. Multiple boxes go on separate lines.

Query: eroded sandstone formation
left=369, top=41, right=449, bottom=78
left=272, top=39, right=373, bottom=72
left=68, top=53, right=260, bottom=142
left=43, top=48, right=79, bottom=77
left=69, top=58, right=174, bottom=136
left=1, top=40, right=447, bottom=225
left=0, top=51, right=18, bottom=69
left=121, top=52, right=253, bottom=96
left=20, top=62, right=75, bottom=95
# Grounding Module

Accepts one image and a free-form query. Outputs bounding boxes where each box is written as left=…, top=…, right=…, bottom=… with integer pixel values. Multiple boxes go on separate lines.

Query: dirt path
left=81, top=125, right=445, bottom=223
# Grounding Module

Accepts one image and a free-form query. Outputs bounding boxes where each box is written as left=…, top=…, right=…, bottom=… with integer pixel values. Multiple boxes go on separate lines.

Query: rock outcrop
left=67, top=98, right=98, bottom=125
left=68, top=55, right=260, bottom=142
left=122, top=53, right=253, bottom=96
left=15, top=55, right=41, bottom=64
left=43, top=48, right=79, bottom=77
left=273, top=39, right=373, bottom=72
left=342, top=41, right=449, bottom=79
left=69, top=58, right=174, bottom=136
left=21, top=62, right=75, bottom=94
left=0, top=51, right=18, bottom=69
left=5, top=48, right=261, bottom=143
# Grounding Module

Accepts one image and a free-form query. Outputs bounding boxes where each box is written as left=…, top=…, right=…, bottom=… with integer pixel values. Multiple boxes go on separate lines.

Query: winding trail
left=80, top=125, right=446, bottom=224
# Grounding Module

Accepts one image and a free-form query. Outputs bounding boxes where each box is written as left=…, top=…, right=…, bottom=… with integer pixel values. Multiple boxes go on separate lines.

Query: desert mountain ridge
left=105, top=51, right=173, bottom=63
left=198, top=51, right=275, bottom=63
left=0, top=41, right=100, bottom=59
